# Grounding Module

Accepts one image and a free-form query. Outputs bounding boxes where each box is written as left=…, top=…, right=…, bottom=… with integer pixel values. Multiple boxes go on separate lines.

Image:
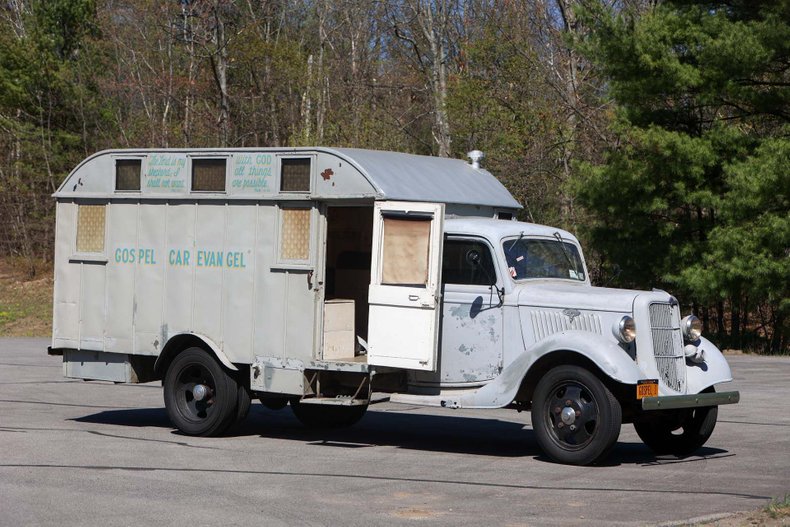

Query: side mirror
left=465, top=248, right=504, bottom=307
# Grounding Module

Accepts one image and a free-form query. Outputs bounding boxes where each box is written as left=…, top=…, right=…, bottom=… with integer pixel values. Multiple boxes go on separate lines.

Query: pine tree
left=574, top=1, right=789, bottom=351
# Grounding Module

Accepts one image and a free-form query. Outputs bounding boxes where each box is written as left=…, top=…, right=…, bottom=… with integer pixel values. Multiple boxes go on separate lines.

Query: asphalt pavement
left=0, top=338, right=787, bottom=526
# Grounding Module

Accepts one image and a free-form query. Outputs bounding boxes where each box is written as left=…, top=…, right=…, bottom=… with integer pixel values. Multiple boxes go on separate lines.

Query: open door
left=367, top=201, right=444, bottom=370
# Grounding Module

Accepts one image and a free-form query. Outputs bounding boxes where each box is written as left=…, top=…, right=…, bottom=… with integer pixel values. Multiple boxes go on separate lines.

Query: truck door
left=367, top=201, right=444, bottom=370
left=436, top=237, right=504, bottom=383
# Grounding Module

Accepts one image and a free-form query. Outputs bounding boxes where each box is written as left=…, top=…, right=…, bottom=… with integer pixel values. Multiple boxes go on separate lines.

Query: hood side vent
left=529, top=310, right=602, bottom=342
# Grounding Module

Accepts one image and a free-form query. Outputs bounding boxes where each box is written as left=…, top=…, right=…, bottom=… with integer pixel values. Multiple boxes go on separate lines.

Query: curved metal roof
left=332, top=148, right=521, bottom=209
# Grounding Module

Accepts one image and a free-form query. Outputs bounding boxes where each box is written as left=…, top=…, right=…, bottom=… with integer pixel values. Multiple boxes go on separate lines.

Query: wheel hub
left=560, top=406, right=577, bottom=425
left=192, top=384, right=211, bottom=402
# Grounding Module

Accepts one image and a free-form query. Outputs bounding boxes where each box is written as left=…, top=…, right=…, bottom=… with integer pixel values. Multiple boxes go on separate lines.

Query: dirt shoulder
left=0, top=258, right=53, bottom=337
left=684, top=498, right=789, bottom=526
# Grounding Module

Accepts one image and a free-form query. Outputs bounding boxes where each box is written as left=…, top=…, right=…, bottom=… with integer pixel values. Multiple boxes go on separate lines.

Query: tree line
left=0, top=0, right=786, bottom=351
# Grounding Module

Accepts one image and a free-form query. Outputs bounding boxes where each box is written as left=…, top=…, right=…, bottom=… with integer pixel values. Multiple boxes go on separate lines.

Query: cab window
left=503, top=238, right=585, bottom=281
left=442, top=239, right=496, bottom=286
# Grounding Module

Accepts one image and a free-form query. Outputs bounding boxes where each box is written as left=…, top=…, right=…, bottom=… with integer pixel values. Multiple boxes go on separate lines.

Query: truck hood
left=516, top=282, right=651, bottom=313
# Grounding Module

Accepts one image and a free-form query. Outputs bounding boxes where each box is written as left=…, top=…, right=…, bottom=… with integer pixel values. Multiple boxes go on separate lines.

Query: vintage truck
left=49, top=147, right=739, bottom=465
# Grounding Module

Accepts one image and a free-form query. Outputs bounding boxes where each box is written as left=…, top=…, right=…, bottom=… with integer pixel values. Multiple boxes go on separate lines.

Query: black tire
left=163, top=347, right=238, bottom=436
left=259, top=397, right=289, bottom=411
left=634, top=403, right=718, bottom=456
left=290, top=400, right=368, bottom=429
left=531, top=365, right=622, bottom=465
left=235, top=381, right=251, bottom=422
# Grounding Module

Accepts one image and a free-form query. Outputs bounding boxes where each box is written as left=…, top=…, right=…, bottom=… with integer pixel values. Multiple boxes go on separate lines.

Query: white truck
left=49, top=147, right=739, bottom=465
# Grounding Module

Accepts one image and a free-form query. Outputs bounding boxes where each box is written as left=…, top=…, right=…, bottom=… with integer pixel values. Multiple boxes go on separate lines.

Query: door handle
left=408, top=295, right=419, bottom=301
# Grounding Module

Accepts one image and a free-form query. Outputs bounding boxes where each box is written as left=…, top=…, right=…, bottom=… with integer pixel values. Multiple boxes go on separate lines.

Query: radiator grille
left=649, top=303, right=686, bottom=392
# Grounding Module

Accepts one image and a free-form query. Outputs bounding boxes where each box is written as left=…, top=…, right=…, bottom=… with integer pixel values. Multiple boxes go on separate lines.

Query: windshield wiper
left=553, top=231, right=580, bottom=279
left=508, top=231, right=524, bottom=252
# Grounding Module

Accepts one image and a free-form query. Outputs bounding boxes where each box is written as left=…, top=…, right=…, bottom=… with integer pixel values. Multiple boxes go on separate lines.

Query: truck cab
left=362, top=216, right=738, bottom=465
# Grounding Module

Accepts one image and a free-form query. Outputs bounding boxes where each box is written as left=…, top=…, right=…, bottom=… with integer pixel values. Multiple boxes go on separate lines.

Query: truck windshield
left=503, top=238, right=585, bottom=281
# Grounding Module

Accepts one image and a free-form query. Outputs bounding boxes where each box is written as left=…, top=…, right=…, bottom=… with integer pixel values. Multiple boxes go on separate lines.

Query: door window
left=442, top=239, right=496, bottom=286
left=381, top=216, right=431, bottom=286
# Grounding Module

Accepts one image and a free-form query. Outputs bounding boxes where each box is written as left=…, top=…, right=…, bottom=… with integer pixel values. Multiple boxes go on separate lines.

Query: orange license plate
left=636, top=380, right=659, bottom=399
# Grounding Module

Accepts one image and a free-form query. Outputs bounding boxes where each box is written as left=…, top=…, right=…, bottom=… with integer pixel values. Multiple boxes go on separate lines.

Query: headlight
left=682, top=315, right=702, bottom=341
left=615, top=315, right=636, bottom=344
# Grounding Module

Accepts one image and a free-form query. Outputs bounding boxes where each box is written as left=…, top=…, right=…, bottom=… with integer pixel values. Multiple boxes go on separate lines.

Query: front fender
left=686, top=336, right=734, bottom=393
left=458, top=331, right=642, bottom=408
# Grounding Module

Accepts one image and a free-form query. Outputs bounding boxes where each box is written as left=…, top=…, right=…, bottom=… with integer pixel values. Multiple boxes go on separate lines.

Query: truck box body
left=52, top=147, right=519, bottom=381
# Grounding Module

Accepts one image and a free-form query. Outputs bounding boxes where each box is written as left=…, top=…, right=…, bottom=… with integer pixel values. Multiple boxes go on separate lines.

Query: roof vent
left=467, top=150, right=484, bottom=169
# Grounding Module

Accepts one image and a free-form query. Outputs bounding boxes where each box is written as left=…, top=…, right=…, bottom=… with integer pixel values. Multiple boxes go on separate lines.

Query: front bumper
left=641, top=390, right=740, bottom=411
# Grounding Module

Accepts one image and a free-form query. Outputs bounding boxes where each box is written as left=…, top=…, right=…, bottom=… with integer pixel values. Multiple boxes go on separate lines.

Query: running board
left=390, top=392, right=464, bottom=409
left=298, top=396, right=368, bottom=406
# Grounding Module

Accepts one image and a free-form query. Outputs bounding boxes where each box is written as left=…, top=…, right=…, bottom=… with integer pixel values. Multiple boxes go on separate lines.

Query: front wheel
left=163, top=347, right=238, bottom=436
left=531, top=365, right=622, bottom=465
left=290, top=400, right=368, bottom=428
left=634, top=404, right=718, bottom=456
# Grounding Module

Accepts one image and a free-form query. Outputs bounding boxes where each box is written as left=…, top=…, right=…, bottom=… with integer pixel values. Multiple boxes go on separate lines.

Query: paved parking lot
left=0, top=338, right=787, bottom=526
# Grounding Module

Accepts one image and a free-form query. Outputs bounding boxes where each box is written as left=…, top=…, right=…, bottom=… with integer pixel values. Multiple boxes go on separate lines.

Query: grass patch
left=765, top=494, right=790, bottom=519
left=0, top=257, right=53, bottom=337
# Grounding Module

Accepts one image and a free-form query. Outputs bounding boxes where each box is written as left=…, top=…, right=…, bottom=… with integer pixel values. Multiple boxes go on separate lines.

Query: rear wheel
left=531, top=365, right=622, bottom=465
left=634, top=403, right=718, bottom=456
left=290, top=400, right=368, bottom=428
left=235, top=381, right=252, bottom=422
left=163, top=347, right=238, bottom=436
left=259, top=397, right=289, bottom=411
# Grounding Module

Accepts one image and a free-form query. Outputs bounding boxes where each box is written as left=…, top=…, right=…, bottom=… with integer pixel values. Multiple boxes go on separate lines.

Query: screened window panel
left=76, top=205, right=106, bottom=253
left=116, top=159, right=141, bottom=191
left=192, top=159, right=226, bottom=192
left=280, top=158, right=311, bottom=192
left=280, top=209, right=311, bottom=261
left=381, top=217, right=430, bottom=286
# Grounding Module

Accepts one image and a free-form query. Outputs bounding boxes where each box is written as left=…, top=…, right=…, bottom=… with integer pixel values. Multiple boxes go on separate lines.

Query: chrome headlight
left=614, top=315, right=636, bottom=344
left=682, top=315, right=702, bottom=341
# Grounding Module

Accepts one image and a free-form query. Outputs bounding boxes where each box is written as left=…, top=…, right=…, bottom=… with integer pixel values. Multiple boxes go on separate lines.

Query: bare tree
left=180, top=0, right=242, bottom=146
left=386, top=0, right=458, bottom=157
left=1, top=0, right=28, bottom=38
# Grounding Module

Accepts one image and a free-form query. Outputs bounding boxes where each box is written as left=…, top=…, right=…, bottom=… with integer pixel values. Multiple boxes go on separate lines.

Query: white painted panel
left=368, top=304, right=440, bottom=368
left=435, top=289, right=503, bottom=383
left=193, top=204, right=225, bottom=343
left=312, top=152, right=377, bottom=198
left=222, top=204, right=256, bottom=363
left=367, top=201, right=444, bottom=371
left=53, top=203, right=80, bottom=346
left=134, top=204, right=166, bottom=354
left=143, top=153, right=187, bottom=194
left=104, top=203, right=137, bottom=353
left=229, top=152, right=275, bottom=196
left=253, top=205, right=281, bottom=358
left=284, top=270, right=316, bottom=361
left=163, top=203, right=196, bottom=337
left=80, top=262, right=106, bottom=350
